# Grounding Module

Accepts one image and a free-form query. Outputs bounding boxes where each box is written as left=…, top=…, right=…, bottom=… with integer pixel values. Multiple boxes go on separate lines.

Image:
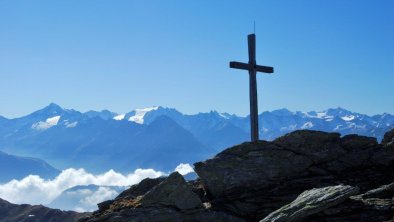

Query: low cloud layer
left=0, top=163, right=195, bottom=212
left=54, top=186, right=122, bottom=212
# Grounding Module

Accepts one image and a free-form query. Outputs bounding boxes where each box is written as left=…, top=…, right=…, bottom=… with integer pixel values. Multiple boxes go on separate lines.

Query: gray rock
left=355, top=181, right=394, bottom=199
left=194, top=140, right=313, bottom=198
left=274, top=130, right=344, bottom=164
left=97, top=199, right=114, bottom=212
left=86, top=129, right=394, bottom=222
left=140, top=172, right=203, bottom=210
left=382, top=128, right=394, bottom=146
left=115, top=177, right=165, bottom=200
left=194, top=130, right=394, bottom=220
left=260, top=185, right=359, bottom=222
left=308, top=182, right=394, bottom=221
left=83, top=172, right=240, bottom=222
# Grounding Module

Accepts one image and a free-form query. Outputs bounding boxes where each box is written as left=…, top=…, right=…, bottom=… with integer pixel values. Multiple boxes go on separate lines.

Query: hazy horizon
left=1, top=102, right=392, bottom=119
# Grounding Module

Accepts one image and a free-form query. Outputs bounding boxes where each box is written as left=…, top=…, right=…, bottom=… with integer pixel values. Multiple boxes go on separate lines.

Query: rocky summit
left=82, top=129, right=394, bottom=222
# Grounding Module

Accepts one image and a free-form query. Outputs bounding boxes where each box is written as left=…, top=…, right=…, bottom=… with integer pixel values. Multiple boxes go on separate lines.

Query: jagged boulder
left=194, top=130, right=394, bottom=220
left=96, top=177, right=165, bottom=213
left=116, top=177, right=165, bottom=200
left=139, top=172, right=202, bottom=210
left=260, top=185, right=359, bottom=222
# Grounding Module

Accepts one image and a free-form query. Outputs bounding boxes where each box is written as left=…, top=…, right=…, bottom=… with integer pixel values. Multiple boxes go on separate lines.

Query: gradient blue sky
left=1, top=0, right=393, bottom=118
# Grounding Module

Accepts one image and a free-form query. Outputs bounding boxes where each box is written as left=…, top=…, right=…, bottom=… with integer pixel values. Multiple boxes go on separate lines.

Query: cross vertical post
left=230, top=34, right=274, bottom=142
left=248, top=34, right=259, bottom=142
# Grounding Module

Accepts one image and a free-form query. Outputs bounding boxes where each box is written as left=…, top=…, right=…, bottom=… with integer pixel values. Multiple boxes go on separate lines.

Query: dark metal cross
left=230, top=34, right=274, bottom=142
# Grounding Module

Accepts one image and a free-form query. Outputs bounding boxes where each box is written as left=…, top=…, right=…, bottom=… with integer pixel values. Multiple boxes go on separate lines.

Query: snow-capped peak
left=128, top=106, right=159, bottom=124
left=32, top=116, right=61, bottom=130
left=219, top=113, right=231, bottom=119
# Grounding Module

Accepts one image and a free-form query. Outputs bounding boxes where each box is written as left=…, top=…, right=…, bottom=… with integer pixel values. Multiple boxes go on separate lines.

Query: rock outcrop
left=194, top=130, right=394, bottom=220
left=84, top=129, right=394, bottom=222
left=382, top=129, right=394, bottom=145
left=0, top=198, right=89, bottom=222
left=260, top=185, right=359, bottom=222
left=81, top=172, right=244, bottom=222
left=260, top=182, right=394, bottom=222
left=138, top=172, right=202, bottom=210
left=306, top=182, right=394, bottom=221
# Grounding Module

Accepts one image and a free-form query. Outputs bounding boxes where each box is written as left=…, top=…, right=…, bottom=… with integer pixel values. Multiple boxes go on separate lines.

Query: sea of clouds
left=0, top=163, right=194, bottom=212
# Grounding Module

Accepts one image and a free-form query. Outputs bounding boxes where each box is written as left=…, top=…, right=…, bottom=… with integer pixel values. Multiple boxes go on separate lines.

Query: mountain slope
left=0, top=198, right=89, bottom=222
left=0, top=151, right=59, bottom=183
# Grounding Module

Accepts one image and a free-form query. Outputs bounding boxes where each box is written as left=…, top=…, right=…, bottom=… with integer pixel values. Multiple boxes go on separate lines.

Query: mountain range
left=0, top=103, right=393, bottom=175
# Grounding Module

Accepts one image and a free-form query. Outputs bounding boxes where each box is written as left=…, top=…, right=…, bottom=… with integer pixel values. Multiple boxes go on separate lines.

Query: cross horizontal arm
left=230, top=61, right=274, bottom=74
left=255, top=65, right=274, bottom=73
left=229, top=61, right=249, bottom=70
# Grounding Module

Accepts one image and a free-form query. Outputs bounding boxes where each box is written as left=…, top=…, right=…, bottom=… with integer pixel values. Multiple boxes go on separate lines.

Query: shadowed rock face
left=194, top=130, right=394, bottom=220
left=0, top=198, right=89, bottom=222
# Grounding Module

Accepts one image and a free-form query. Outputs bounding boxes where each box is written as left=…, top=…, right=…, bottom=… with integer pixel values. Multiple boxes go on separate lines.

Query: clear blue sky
left=0, top=0, right=393, bottom=118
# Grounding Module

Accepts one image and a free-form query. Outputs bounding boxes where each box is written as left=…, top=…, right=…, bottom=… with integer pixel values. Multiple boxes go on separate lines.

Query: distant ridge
left=0, top=151, right=59, bottom=183
left=0, top=103, right=392, bottom=173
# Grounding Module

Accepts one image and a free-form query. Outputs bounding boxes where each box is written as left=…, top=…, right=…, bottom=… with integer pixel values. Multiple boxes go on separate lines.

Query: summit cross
left=230, top=34, right=274, bottom=142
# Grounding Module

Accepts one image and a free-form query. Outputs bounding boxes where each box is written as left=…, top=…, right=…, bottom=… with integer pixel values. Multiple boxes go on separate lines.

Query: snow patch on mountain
left=342, top=115, right=355, bottom=121
left=219, top=113, right=231, bottom=119
left=301, top=122, right=314, bottom=129
left=113, top=114, right=125, bottom=121
left=128, top=106, right=159, bottom=124
left=65, top=121, right=78, bottom=128
left=32, top=116, right=61, bottom=130
left=316, top=112, right=333, bottom=119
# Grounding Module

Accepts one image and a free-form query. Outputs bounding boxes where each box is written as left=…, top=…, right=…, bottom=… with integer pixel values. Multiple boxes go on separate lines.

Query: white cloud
left=0, top=168, right=165, bottom=206
left=174, top=163, right=194, bottom=175
left=79, top=187, right=119, bottom=211
left=0, top=163, right=195, bottom=212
